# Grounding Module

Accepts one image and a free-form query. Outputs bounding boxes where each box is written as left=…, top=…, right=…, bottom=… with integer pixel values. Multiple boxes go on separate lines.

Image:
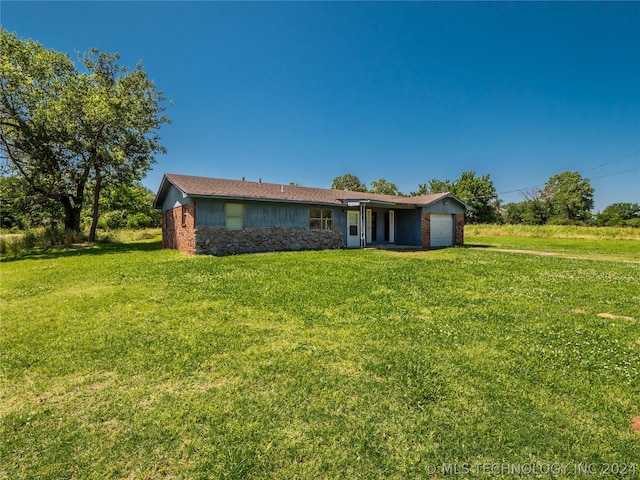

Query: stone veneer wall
left=195, top=227, right=343, bottom=255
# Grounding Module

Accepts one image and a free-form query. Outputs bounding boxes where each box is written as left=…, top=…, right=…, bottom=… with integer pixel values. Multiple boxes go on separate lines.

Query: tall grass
left=0, top=228, right=160, bottom=257
left=0, top=228, right=86, bottom=256
left=467, top=224, right=640, bottom=239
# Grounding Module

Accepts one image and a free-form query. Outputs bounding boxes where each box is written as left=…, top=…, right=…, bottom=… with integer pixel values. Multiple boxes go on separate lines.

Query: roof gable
left=154, top=173, right=470, bottom=210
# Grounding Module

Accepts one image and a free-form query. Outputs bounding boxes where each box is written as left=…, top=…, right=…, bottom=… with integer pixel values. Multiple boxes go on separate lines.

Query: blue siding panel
left=245, top=203, right=309, bottom=228
left=333, top=209, right=347, bottom=245
left=396, top=209, right=422, bottom=246
left=161, top=185, right=189, bottom=211
left=195, top=200, right=225, bottom=227
left=423, top=199, right=465, bottom=214
left=195, top=199, right=345, bottom=232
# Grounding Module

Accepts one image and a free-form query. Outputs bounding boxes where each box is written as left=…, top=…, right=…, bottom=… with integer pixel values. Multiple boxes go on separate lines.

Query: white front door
left=347, top=210, right=360, bottom=247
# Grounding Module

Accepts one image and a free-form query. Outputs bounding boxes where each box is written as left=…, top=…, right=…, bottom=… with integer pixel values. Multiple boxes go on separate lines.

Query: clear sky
left=2, top=1, right=639, bottom=211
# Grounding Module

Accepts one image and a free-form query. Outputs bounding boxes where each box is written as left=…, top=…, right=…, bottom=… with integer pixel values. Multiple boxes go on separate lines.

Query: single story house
left=153, top=173, right=470, bottom=255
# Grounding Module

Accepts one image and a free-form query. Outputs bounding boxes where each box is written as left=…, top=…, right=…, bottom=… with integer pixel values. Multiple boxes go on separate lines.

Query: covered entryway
left=430, top=214, right=454, bottom=247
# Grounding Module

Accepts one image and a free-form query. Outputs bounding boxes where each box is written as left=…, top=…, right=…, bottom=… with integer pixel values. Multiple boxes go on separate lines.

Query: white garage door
left=430, top=214, right=453, bottom=247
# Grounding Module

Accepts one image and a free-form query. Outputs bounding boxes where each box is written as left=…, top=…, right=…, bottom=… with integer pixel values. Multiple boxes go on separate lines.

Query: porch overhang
left=340, top=199, right=416, bottom=210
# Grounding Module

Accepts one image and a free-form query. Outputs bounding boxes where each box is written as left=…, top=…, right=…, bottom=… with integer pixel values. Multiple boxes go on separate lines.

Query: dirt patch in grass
left=632, top=416, right=640, bottom=433
left=597, top=313, right=635, bottom=321
left=572, top=310, right=635, bottom=321
left=483, top=248, right=558, bottom=256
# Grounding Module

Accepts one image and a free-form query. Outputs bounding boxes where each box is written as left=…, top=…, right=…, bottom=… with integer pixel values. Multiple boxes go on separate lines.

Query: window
left=225, top=203, right=244, bottom=230
left=181, top=205, right=188, bottom=226
left=309, top=208, right=333, bottom=230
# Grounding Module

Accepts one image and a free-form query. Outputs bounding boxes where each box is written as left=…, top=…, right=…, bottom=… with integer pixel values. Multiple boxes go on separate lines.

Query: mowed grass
left=1, top=232, right=639, bottom=479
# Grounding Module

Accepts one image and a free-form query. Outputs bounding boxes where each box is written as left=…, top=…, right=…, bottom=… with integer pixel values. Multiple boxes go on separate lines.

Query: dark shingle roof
left=155, top=173, right=467, bottom=209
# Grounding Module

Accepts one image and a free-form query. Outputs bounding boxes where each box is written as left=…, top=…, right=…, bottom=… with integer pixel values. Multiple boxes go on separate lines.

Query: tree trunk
left=60, top=196, right=82, bottom=232
left=88, top=170, right=102, bottom=243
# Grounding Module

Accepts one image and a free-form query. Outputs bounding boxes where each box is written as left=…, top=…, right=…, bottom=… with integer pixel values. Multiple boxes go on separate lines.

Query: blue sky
left=2, top=1, right=639, bottom=211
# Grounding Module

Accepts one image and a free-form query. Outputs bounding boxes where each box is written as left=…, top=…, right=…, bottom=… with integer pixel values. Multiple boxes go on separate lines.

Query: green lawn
left=1, top=231, right=639, bottom=479
left=466, top=224, right=640, bottom=262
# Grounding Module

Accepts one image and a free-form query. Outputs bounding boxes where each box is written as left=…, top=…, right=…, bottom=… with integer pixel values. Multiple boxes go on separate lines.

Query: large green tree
left=450, top=171, right=499, bottom=223
left=0, top=29, right=169, bottom=240
left=412, top=172, right=498, bottom=223
left=502, top=171, right=595, bottom=225
left=543, top=171, right=594, bottom=224
left=331, top=173, right=367, bottom=192
left=1, top=30, right=82, bottom=230
left=369, top=178, right=402, bottom=196
left=410, top=178, right=453, bottom=196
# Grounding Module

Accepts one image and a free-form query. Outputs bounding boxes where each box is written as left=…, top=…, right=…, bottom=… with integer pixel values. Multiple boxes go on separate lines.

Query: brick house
left=153, top=173, right=470, bottom=255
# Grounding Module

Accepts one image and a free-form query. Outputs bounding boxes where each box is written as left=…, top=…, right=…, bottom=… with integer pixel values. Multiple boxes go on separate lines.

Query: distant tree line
left=592, top=202, right=640, bottom=227
left=331, top=170, right=638, bottom=227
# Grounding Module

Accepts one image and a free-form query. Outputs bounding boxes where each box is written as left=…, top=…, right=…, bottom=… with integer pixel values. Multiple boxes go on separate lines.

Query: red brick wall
left=455, top=213, right=465, bottom=245
left=421, top=212, right=431, bottom=248
left=162, top=202, right=196, bottom=254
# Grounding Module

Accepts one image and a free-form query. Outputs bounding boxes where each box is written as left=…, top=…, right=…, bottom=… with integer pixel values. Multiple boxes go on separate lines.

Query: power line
left=497, top=150, right=640, bottom=196
left=580, top=150, right=639, bottom=174
left=587, top=168, right=640, bottom=181
left=499, top=184, right=546, bottom=196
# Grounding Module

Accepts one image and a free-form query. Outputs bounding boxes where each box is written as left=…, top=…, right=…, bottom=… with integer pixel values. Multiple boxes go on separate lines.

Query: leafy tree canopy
left=0, top=29, right=169, bottom=239
left=502, top=198, right=548, bottom=225
left=85, top=182, right=161, bottom=230
left=543, top=171, right=594, bottom=224
left=0, top=174, right=62, bottom=230
left=412, top=172, right=498, bottom=223
left=502, top=171, right=596, bottom=225
left=595, top=202, right=640, bottom=227
left=410, top=179, right=453, bottom=196
left=450, top=171, right=499, bottom=223
left=331, top=173, right=367, bottom=192
left=369, top=178, right=402, bottom=196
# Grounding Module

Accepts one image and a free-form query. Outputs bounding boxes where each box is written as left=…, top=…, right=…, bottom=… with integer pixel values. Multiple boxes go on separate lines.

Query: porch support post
left=359, top=203, right=366, bottom=247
